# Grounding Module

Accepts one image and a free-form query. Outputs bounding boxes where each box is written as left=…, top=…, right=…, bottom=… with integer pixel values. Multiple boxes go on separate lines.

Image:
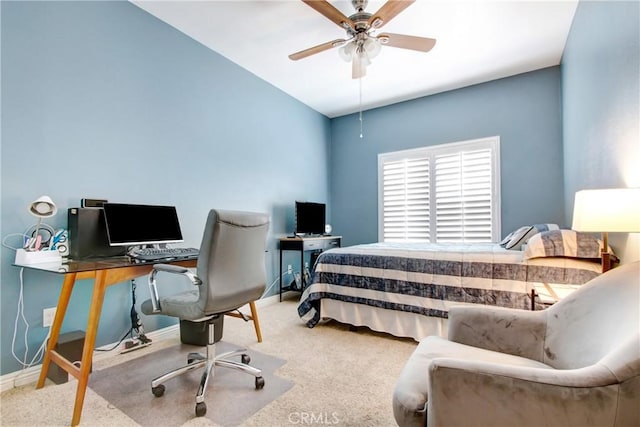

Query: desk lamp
left=28, top=195, right=57, bottom=250
left=15, top=195, right=61, bottom=265
left=572, top=188, right=640, bottom=272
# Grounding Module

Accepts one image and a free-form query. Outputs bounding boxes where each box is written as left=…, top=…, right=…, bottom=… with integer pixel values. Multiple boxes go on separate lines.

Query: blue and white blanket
left=298, top=242, right=601, bottom=328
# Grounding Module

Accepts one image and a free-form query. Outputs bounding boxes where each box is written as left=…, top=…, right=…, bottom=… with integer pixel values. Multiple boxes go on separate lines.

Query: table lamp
left=572, top=188, right=640, bottom=272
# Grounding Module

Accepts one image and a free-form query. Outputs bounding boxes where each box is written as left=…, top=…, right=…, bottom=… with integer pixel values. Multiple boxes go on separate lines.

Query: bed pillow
left=503, top=224, right=560, bottom=250
left=524, top=229, right=605, bottom=260
left=500, top=226, right=533, bottom=249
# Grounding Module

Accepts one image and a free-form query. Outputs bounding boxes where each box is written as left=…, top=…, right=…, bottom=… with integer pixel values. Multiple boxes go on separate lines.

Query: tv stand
left=278, top=235, right=341, bottom=301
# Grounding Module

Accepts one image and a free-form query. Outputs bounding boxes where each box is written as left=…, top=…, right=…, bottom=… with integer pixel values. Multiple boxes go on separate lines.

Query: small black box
left=180, top=317, right=224, bottom=346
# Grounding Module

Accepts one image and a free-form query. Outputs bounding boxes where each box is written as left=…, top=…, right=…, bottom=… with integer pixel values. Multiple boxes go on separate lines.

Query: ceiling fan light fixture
left=363, top=37, right=381, bottom=58
left=339, top=41, right=356, bottom=62
left=357, top=49, right=372, bottom=67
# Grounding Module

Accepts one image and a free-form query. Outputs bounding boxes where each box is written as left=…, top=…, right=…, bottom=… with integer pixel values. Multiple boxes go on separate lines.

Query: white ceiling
left=132, top=0, right=579, bottom=118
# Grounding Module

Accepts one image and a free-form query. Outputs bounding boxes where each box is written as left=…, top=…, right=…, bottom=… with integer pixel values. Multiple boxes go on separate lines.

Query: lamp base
left=15, top=249, right=62, bottom=265
left=601, top=251, right=619, bottom=273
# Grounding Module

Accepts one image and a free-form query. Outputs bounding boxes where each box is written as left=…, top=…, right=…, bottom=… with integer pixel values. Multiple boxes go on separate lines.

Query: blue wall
left=561, top=0, right=639, bottom=262
left=330, top=67, right=565, bottom=247
left=1, top=1, right=330, bottom=375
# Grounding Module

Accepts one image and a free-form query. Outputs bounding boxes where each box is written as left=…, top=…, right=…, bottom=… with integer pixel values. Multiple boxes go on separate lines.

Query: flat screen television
left=295, top=201, right=326, bottom=236
left=102, top=203, right=184, bottom=247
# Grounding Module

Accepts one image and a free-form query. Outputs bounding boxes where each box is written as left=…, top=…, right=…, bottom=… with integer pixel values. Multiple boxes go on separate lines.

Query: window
left=378, top=136, right=501, bottom=243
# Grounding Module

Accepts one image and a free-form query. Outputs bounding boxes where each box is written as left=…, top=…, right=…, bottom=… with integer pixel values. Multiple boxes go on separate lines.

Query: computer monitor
left=295, top=201, right=326, bottom=236
left=102, top=203, right=184, bottom=247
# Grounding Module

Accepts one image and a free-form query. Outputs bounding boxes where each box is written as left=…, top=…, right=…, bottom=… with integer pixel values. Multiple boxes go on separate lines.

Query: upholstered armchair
left=393, top=261, right=640, bottom=427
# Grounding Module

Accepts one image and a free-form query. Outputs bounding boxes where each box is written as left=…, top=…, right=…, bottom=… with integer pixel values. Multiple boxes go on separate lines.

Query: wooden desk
left=25, top=257, right=198, bottom=426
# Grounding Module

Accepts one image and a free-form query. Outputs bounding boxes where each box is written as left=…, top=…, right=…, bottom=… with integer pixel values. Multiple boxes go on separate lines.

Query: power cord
left=96, top=279, right=150, bottom=352
left=11, top=268, right=50, bottom=370
left=261, top=271, right=291, bottom=298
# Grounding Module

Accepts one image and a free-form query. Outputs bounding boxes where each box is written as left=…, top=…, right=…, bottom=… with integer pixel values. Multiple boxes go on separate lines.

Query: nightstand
left=531, top=283, right=581, bottom=310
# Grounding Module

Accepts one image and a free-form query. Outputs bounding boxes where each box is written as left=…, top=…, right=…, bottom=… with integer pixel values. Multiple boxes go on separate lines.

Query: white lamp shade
left=29, top=195, right=57, bottom=218
left=572, top=188, right=640, bottom=232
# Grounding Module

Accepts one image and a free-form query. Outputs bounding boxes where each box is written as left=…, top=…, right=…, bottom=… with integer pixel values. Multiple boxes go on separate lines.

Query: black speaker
left=68, top=208, right=126, bottom=259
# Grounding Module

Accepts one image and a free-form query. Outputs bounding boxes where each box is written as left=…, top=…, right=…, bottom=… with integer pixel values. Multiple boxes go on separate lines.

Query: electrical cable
left=94, top=328, right=135, bottom=352
left=11, top=267, right=50, bottom=370
left=261, top=271, right=290, bottom=298
left=2, top=233, right=30, bottom=251
left=2, top=223, right=56, bottom=251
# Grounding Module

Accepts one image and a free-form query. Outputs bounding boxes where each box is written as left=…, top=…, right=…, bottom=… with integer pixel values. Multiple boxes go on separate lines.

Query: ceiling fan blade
left=289, top=39, right=347, bottom=61
left=302, top=0, right=354, bottom=31
left=368, top=0, right=416, bottom=29
left=378, top=33, right=436, bottom=52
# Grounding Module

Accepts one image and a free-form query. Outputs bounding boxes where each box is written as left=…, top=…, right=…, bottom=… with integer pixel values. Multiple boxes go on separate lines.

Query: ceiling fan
left=289, top=0, right=436, bottom=79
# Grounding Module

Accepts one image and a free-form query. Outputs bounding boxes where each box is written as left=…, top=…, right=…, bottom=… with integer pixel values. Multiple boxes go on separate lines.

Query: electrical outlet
left=287, top=264, right=293, bottom=275
left=43, top=307, right=56, bottom=328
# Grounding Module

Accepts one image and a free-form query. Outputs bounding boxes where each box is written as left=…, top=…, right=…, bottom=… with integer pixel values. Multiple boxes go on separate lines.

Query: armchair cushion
left=393, top=335, right=552, bottom=427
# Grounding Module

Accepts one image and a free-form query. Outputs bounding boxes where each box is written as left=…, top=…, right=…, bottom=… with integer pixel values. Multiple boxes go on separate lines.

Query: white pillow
left=524, top=229, right=607, bottom=260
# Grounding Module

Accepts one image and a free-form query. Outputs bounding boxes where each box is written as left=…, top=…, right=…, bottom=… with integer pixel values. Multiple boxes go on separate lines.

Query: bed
left=297, top=228, right=605, bottom=341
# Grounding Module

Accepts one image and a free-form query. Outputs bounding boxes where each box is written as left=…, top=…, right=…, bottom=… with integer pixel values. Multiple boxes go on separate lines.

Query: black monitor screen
left=295, top=201, right=326, bottom=236
left=102, top=203, right=184, bottom=247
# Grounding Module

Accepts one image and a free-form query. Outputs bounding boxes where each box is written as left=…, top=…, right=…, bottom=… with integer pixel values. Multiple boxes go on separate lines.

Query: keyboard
left=128, top=247, right=199, bottom=262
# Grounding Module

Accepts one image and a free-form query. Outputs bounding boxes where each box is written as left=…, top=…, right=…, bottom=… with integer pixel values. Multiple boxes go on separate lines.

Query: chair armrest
left=147, top=263, right=201, bottom=313
left=447, top=305, right=547, bottom=362
left=427, top=359, right=620, bottom=427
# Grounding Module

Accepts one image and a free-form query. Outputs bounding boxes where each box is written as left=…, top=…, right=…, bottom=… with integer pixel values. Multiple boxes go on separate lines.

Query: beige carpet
left=1, top=297, right=418, bottom=426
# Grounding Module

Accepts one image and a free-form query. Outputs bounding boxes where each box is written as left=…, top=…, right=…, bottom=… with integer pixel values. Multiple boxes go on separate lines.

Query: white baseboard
left=0, top=292, right=292, bottom=393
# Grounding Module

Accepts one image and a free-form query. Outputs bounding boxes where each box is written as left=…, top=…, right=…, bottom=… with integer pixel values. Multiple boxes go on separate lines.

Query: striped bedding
left=297, top=242, right=601, bottom=336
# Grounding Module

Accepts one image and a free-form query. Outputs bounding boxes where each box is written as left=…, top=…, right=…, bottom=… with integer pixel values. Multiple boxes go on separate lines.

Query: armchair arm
left=427, top=358, right=619, bottom=427
left=147, top=263, right=201, bottom=313
left=447, top=305, right=547, bottom=362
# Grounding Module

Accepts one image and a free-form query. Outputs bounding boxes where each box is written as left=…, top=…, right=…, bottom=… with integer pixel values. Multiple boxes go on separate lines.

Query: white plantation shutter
left=435, top=149, right=493, bottom=242
left=382, top=157, right=430, bottom=242
left=378, top=137, right=500, bottom=243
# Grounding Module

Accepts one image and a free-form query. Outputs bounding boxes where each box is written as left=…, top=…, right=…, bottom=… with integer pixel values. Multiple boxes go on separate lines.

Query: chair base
left=150, top=317, right=264, bottom=417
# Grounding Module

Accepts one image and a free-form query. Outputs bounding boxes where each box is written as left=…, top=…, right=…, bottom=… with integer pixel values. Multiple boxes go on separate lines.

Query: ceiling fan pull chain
left=359, top=76, right=364, bottom=139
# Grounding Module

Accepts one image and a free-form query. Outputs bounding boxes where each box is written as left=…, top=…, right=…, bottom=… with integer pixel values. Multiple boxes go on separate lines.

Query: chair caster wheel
left=151, top=384, right=165, bottom=397
left=255, top=376, right=265, bottom=389
left=195, top=402, right=207, bottom=417
left=241, top=354, right=251, bottom=364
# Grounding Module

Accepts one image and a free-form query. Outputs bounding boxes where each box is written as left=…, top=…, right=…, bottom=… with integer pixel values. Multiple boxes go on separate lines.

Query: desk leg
left=71, top=270, right=108, bottom=427
left=279, top=248, right=283, bottom=302
left=300, top=250, right=304, bottom=289
left=37, top=273, right=77, bottom=389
